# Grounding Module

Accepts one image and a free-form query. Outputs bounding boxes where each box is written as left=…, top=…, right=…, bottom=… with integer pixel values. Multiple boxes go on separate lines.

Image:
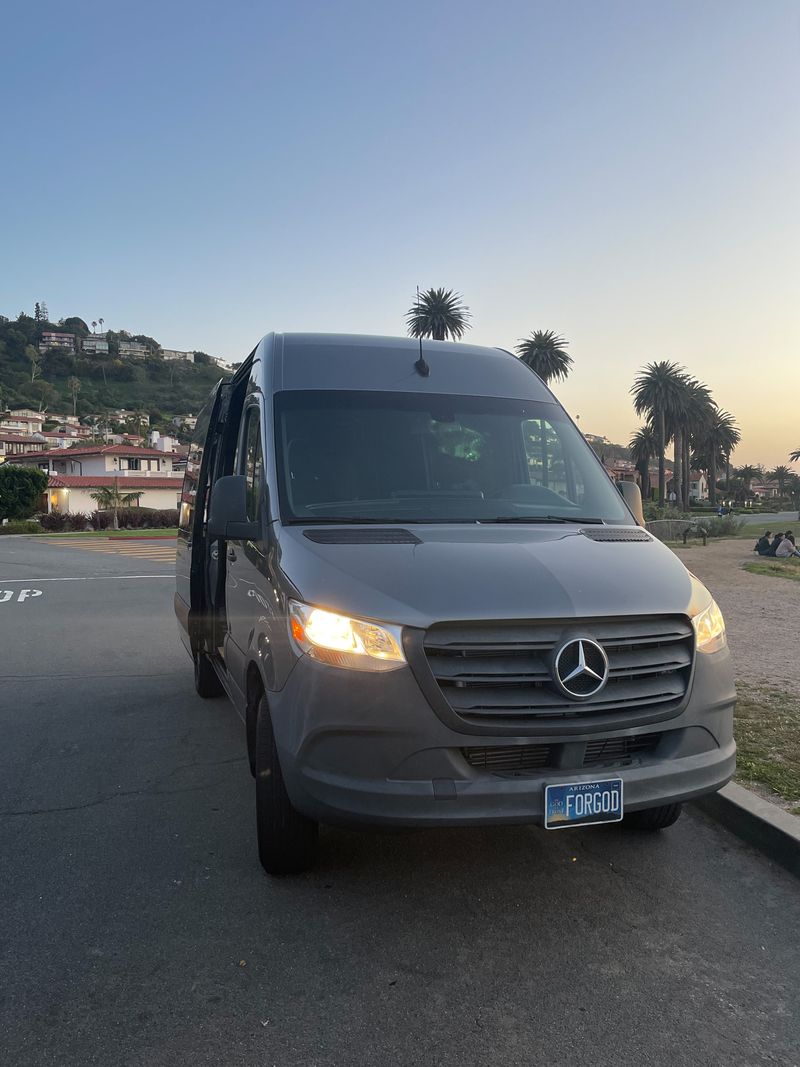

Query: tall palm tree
left=515, top=331, right=572, bottom=384
left=734, top=464, right=758, bottom=500
left=67, top=375, right=81, bottom=417
left=630, top=361, right=686, bottom=506
left=768, top=465, right=792, bottom=497
left=91, top=320, right=97, bottom=333
left=89, top=478, right=141, bottom=530
left=693, top=408, right=740, bottom=506
left=98, top=317, right=104, bottom=333
left=790, top=448, right=800, bottom=463
left=680, top=378, right=714, bottom=509
left=629, top=425, right=656, bottom=501
left=405, top=288, right=471, bottom=341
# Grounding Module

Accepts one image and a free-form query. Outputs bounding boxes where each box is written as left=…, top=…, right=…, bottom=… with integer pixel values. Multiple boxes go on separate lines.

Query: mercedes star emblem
left=553, top=638, right=609, bottom=700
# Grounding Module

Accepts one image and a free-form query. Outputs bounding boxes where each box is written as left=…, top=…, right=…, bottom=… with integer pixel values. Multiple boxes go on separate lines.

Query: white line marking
left=0, top=575, right=173, bottom=583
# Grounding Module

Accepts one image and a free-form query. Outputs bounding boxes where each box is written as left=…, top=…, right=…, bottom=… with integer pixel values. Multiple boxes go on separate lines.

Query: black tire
left=255, top=694, right=318, bottom=875
left=625, top=803, right=683, bottom=831
left=194, top=650, right=224, bottom=698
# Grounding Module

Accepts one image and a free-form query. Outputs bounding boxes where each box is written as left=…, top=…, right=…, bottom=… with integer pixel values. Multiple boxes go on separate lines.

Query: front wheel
left=255, top=694, right=318, bottom=875
left=625, top=803, right=683, bottom=831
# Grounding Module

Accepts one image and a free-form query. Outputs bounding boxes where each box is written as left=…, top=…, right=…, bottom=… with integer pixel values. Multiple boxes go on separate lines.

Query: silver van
left=175, top=333, right=735, bottom=874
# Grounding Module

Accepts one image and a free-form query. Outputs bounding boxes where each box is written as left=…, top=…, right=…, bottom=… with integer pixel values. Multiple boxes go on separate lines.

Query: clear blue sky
left=2, top=0, right=798, bottom=464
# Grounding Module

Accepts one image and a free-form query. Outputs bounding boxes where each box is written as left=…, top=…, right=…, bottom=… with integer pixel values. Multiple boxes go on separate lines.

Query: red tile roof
left=48, top=475, right=182, bottom=489
left=29, top=443, right=170, bottom=458
left=0, top=433, right=42, bottom=444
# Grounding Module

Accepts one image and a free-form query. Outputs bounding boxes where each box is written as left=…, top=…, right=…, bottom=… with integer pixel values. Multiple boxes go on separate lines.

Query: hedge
left=36, top=508, right=180, bottom=532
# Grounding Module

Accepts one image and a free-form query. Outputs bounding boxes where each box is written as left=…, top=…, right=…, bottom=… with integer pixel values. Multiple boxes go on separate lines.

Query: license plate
left=544, top=778, right=623, bottom=829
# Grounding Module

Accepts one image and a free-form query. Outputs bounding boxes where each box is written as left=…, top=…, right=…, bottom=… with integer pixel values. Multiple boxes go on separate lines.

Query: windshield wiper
left=485, top=515, right=605, bottom=525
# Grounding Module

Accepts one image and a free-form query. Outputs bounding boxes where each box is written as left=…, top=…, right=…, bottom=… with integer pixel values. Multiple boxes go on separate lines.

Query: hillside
left=0, top=309, right=233, bottom=430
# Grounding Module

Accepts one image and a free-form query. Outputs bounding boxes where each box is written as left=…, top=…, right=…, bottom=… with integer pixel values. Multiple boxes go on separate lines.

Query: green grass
left=743, top=559, right=800, bottom=583
left=734, top=683, right=800, bottom=814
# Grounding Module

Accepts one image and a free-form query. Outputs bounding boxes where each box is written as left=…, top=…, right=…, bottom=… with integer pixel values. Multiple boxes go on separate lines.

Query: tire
left=194, top=650, right=225, bottom=698
left=255, top=694, right=318, bottom=875
left=625, top=803, right=683, bottom=831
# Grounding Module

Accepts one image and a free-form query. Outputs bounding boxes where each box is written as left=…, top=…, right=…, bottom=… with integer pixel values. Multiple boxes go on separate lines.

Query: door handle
left=227, top=547, right=237, bottom=563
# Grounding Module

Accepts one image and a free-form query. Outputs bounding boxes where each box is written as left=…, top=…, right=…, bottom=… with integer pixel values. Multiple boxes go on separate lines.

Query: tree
left=768, top=465, right=792, bottom=497
left=25, top=344, right=42, bottom=382
left=89, top=478, right=141, bottom=530
left=515, top=331, right=572, bottom=384
left=790, top=448, right=800, bottom=463
left=0, top=465, right=48, bottom=520
left=91, top=321, right=97, bottom=333
left=98, top=317, right=104, bottom=332
left=34, top=301, right=49, bottom=323
left=629, top=425, right=657, bottom=500
left=630, top=361, right=686, bottom=506
left=693, top=408, right=740, bottom=506
left=68, top=376, right=81, bottom=417
left=405, top=287, right=471, bottom=341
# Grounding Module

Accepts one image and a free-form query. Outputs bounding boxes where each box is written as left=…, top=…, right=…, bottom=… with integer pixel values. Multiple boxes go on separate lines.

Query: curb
left=692, top=782, right=800, bottom=878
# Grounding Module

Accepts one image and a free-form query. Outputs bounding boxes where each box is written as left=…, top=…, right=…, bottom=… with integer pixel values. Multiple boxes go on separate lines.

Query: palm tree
left=734, top=464, right=758, bottom=500
left=98, top=317, right=104, bottom=333
left=768, top=465, right=792, bottom=498
left=67, top=376, right=81, bottom=417
left=89, top=478, right=141, bottom=530
left=405, top=288, right=471, bottom=341
left=679, top=378, right=714, bottom=509
left=629, top=425, right=657, bottom=501
left=91, top=320, right=97, bottom=333
left=790, top=448, right=800, bottom=463
left=693, top=408, right=740, bottom=506
left=630, top=361, right=686, bottom=506
left=515, top=331, right=573, bottom=384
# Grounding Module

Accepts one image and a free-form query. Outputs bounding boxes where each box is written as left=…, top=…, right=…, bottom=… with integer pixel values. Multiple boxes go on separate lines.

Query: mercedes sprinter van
left=175, top=333, right=735, bottom=874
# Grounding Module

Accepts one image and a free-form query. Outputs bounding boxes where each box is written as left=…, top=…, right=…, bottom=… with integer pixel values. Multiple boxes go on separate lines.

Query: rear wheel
left=194, top=650, right=224, bottom=698
left=625, top=803, right=683, bottom=830
left=255, top=694, right=318, bottom=875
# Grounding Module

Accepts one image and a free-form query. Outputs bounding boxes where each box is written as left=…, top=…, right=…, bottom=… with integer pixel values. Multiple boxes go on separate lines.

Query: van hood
left=276, top=525, right=697, bottom=628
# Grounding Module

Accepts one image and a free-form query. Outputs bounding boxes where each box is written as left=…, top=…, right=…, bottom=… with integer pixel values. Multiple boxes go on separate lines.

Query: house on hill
left=12, top=443, right=183, bottom=514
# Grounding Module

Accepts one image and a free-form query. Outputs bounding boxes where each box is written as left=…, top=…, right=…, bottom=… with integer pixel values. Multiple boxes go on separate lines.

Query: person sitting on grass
left=766, top=532, right=785, bottom=557
left=776, top=531, right=800, bottom=559
left=754, top=531, right=772, bottom=555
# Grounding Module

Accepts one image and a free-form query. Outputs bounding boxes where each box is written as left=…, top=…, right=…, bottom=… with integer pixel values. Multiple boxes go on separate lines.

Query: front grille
left=462, top=732, right=663, bottom=774
left=424, top=616, right=693, bottom=729
left=583, top=733, right=661, bottom=765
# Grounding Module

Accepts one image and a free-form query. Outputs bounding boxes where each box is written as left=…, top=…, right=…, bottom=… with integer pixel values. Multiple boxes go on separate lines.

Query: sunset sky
left=2, top=0, right=797, bottom=467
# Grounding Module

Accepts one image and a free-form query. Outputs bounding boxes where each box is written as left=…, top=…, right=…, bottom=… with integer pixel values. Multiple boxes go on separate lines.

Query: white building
left=38, top=332, right=76, bottom=352
left=46, top=475, right=182, bottom=515
left=1, top=410, right=45, bottom=435
left=162, top=349, right=195, bottom=363
left=172, top=414, right=198, bottom=431
left=82, top=335, right=109, bottom=355
left=119, top=340, right=149, bottom=359
left=14, top=443, right=180, bottom=478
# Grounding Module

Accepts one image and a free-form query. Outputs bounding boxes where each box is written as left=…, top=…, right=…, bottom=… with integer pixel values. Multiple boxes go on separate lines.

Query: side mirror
left=207, top=475, right=261, bottom=541
left=618, top=480, right=646, bottom=526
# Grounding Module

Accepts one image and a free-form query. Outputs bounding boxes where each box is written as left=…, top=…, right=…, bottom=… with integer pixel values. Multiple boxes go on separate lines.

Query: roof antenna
left=414, top=285, right=430, bottom=377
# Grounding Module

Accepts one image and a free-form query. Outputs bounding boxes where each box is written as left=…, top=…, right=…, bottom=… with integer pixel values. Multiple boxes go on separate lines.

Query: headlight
left=691, top=597, right=726, bottom=654
left=288, top=600, right=406, bottom=671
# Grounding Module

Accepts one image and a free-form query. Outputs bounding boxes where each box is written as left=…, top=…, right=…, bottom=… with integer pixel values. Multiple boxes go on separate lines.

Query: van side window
left=240, top=407, right=264, bottom=522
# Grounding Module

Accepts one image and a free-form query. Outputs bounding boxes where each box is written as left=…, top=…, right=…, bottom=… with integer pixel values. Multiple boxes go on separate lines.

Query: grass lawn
left=735, top=683, right=800, bottom=816
left=742, top=559, right=800, bottom=583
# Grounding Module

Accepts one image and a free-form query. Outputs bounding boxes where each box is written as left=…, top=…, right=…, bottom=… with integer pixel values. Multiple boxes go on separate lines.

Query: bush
left=38, top=512, right=68, bottom=531
left=89, top=507, right=179, bottom=530
left=65, top=512, right=92, bottom=531
left=0, top=520, right=42, bottom=535
left=703, top=514, right=745, bottom=537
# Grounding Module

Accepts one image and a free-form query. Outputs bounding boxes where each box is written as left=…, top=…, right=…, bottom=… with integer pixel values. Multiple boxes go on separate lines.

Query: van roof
left=270, top=333, right=556, bottom=401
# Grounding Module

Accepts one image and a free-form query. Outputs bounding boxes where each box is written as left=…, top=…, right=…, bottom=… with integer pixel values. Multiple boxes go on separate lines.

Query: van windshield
left=274, top=390, right=631, bottom=525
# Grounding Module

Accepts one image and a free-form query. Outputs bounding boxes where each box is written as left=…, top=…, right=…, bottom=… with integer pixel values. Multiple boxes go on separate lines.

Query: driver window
left=238, top=407, right=264, bottom=522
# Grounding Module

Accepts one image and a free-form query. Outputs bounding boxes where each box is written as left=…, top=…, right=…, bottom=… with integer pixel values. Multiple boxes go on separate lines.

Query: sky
left=1, top=0, right=798, bottom=467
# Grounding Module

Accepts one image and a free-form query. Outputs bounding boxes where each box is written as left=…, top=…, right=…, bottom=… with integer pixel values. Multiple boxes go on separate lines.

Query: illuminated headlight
left=288, top=600, right=406, bottom=671
left=692, top=598, right=727, bottom=654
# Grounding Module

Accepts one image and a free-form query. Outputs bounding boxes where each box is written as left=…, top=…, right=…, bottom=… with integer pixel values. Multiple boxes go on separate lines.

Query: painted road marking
left=0, top=589, right=44, bottom=602
left=36, top=537, right=177, bottom=563
left=0, top=576, right=172, bottom=583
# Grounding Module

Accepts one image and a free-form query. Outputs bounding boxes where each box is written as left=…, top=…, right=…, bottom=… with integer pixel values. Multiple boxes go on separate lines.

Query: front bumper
left=268, top=647, right=736, bottom=828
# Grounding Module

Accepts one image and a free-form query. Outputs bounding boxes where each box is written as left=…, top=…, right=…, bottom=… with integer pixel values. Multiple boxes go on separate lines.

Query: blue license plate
left=545, top=778, right=623, bottom=829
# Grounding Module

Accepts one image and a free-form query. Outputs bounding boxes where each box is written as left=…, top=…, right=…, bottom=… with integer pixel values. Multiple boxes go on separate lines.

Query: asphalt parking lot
left=1, top=537, right=798, bottom=1067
